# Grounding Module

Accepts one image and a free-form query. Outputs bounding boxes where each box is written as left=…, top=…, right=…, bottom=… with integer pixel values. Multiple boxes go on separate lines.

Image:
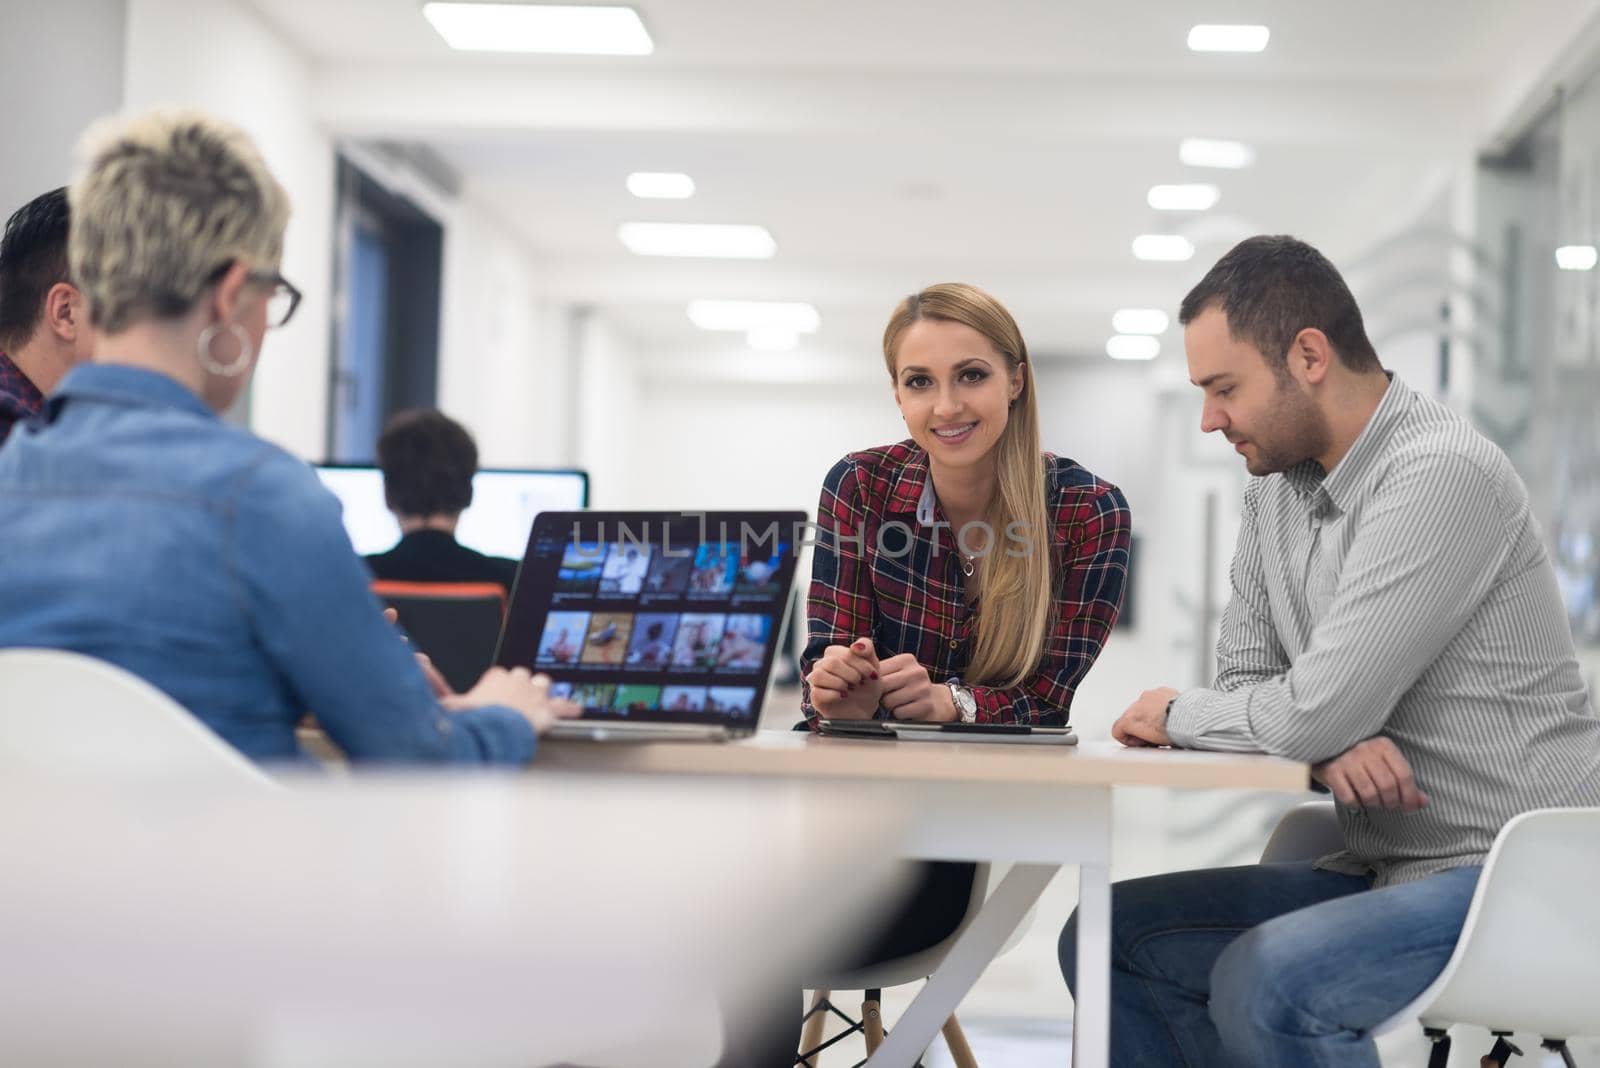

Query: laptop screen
left=497, top=511, right=807, bottom=728
left=313, top=465, right=589, bottom=558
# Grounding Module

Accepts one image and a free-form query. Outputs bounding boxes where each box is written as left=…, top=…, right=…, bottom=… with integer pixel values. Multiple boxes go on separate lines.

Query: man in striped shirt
left=1061, top=235, right=1600, bottom=1067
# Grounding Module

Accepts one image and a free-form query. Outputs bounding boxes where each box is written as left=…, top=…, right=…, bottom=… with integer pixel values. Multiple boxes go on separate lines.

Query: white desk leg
left=865, top=863, right=1057, bottom=1068
left=1073, top=790, right=1113, bottom=1068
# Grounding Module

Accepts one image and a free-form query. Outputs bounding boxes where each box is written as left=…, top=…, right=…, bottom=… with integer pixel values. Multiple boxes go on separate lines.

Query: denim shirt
left=0, top=364, right=537, bottom=765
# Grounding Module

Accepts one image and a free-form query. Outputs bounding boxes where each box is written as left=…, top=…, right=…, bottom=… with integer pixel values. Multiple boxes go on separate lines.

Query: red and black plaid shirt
left=801, top=441, right=1132, bottom=726
left=0, top=351, right=46, bottom=447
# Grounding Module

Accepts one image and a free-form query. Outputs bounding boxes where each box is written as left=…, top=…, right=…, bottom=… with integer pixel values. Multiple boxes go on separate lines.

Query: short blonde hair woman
left=0, top=110, right=574, bottom=763
left=802, top=282, right=1132, bottom=726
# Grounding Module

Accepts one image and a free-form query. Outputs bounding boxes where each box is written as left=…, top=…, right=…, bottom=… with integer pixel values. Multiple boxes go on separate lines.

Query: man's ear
left=1290, top=327, right=1334, bottom=386
left=43, top=283, right=80, bottom=342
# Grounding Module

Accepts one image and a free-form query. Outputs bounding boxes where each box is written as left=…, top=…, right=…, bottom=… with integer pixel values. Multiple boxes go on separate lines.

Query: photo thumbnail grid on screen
left=514, top=526, right=792, bottom=718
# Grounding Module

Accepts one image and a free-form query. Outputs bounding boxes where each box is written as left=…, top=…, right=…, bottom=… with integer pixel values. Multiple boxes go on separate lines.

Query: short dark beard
left=1248, top=377, right=1330, bottom=475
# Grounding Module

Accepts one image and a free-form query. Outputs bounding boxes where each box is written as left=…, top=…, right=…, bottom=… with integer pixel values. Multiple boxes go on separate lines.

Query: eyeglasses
left=250, top=271, right=302, bottom=329
left=204, top=261, right=303, bottom=329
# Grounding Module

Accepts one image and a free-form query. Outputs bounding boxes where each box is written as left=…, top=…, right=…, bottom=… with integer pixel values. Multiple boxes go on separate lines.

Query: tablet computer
left=814, top=718, right=897, bottom=739
left=893, top=722, right=1078, bottom=745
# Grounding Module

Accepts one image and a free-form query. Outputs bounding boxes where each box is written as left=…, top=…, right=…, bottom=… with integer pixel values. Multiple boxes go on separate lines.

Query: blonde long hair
left=882, top=283, right=1053, bottom=688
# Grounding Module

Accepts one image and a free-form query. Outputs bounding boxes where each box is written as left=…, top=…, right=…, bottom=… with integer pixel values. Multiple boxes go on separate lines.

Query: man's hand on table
left=1112, top=687, right=1179, bottom=747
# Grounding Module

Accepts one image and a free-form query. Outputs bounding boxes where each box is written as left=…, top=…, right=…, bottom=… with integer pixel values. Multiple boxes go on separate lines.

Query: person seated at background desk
left=0, top=109, right=574, bottom=765
left=0, top=187, right=96, bottom=445
left=1062, top=235, right=1600, bottom=1068
left=364, top=407, right=521, bottom=595
left=783, top=282, right=1131, bottom=1060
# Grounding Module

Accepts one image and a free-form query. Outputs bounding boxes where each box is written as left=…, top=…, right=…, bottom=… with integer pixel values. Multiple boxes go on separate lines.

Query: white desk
left=538, top=730, right=1308, bottom=1067
left=0, top=772, right=911, bottom=1067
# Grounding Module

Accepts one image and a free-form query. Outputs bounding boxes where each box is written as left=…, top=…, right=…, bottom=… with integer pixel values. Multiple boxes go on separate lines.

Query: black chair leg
left=795, top=989, right=931, bottom=1068
left=1425, top=1026, right=1453, bottom=1068
left=1483, top=1032, right=1523, bottom=1066
left=796, top=996, right=864, bottom=1066
left=1541, top=1039, right=1578, bottom=1068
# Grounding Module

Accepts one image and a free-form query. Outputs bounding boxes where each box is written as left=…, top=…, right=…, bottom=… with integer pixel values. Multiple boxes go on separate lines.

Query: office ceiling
left=249, top=0, right=1599, bottom=364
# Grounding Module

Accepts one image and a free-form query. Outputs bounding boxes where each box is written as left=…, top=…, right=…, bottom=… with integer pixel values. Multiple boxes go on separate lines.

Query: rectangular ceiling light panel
left=424, top=3, right=654, bottom=55
left=619, top=223, right=776, bottom=259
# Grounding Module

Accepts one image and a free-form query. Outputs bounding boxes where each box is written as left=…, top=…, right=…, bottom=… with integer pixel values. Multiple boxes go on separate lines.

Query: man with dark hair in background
left=365, top=407, right=521, bottom=594
left=0, top=188, right=95, bottom=444
left=1060, top=235, right=1600, bottom=1067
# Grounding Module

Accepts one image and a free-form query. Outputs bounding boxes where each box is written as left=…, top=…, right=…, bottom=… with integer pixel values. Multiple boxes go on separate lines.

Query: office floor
left=760, top=685, right=1600, bottom=1068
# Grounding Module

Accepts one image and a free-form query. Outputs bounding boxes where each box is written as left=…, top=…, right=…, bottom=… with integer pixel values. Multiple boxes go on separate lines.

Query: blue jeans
left=1058, top=862, right=1481, bottom=1067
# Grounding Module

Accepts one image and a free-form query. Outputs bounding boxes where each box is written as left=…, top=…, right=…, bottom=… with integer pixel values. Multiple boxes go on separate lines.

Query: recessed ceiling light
left=422, top=3, right=653, bottom=55
left=626, top=172, right=694, bottom=199
left=1132, top=234, right=1195, bottom=262
left=1555, top=245, right=1598, bottom=270
left=1187, top=24, right=1270, bottom=53
left=687, top=300, right=820, bottom=332
left=1148, top=184, right=1220, bottom=211
left=1107, top=335, right=1161, bottom=360
left=1179, top=138, right=1255, bottom=169
left=1112, top=309, right=1170, bottom=335
left=747, top=327, right=800, bottom=351
left=619, top=223, right=776, bottom=259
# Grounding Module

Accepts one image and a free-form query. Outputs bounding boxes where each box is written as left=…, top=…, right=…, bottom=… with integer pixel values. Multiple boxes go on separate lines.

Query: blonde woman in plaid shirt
left=754, top=284, right=1131, bottom=1067
left=803, top=282, right=1132, bottom=728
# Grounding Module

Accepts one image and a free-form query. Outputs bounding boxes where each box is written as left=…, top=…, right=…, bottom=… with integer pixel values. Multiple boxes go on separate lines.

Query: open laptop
left=495, top=510, right=807, bottom=742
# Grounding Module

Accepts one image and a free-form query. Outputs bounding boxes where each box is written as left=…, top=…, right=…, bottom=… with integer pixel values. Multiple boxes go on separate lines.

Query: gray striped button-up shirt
left=1167, top=373, right=1600, bottom=886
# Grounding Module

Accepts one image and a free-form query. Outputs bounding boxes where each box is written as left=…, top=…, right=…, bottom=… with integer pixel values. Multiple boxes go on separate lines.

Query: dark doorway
left=328, top=155, right=443, bottom=462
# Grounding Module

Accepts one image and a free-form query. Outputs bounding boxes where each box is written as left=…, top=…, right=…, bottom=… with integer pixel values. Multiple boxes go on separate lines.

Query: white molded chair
left=0, top=648, right=274, bottom=788
left=1262, top=800, right=1600, bottom=1066
left=797, top=862, right=1035, bottom=1068
left=1259, top=798, right=1347, bottom=864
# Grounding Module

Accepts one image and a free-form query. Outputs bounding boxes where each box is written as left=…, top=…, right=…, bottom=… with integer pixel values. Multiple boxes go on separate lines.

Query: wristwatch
left=946, top=679, right=978, bottom=723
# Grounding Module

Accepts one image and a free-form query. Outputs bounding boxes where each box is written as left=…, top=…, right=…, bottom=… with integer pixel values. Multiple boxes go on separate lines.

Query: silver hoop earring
left=197, top=323, right=254, bottom=377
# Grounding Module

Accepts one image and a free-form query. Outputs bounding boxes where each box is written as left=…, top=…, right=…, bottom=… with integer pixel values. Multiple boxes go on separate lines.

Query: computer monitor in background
left=313, top=465, right=590, bottom=559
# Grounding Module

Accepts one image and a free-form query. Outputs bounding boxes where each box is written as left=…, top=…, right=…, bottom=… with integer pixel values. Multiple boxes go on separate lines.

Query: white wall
left=625, top=367, right=900, bottom=512
left=121, top=0, right=334, bottom=460
left=0, top=0, right=126, bottom=215
left=574, top=310, right=641, bottom=508
left=437, top=194, right=571, bottom=468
